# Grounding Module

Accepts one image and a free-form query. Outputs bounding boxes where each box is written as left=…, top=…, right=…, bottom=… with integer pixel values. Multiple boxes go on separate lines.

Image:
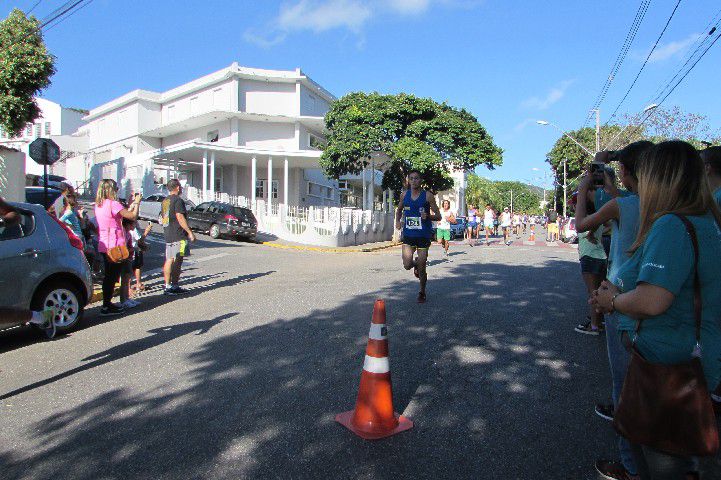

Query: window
left=213, top=88, right=224, bottom=107
left=167, top=105, right=176, bottom=122
left=35, top=124, right=41, bottom=137
left=256, top=179, right=265, bottom=199
left=195, top=202, right=212, bottom=212
left=0, top=212, right=35, bottom=242
left=190, top=96, right=199, bottom=115
left=0, top=127, right=5, bottom=138
left=44, top=122, right=51, bottom=136
left=272, top=180, right=278, bottom=199
left=26, top=124, right=32, bottom=137
left=325, top=186, right=333, bottom=200
left=308, top=133, right=327, bottom=150
left=207, top=130, right=219, bottom=142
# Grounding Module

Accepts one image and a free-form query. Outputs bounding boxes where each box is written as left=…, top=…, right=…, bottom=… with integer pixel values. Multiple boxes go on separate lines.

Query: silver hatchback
left=0, top=202, right=93, bottom=333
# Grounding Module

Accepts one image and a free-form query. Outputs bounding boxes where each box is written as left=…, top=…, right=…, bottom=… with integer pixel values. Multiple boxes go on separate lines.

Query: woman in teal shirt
left=593, top=141, right=721, bottom=479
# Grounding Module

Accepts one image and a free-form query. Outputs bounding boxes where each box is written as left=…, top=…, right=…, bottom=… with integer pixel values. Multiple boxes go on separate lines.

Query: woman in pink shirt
left=94, top=179, right=142, bottom=317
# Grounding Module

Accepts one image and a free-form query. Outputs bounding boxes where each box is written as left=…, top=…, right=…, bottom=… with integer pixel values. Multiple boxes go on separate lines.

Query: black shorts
left=402, top=236, right=432, bottom=249
left=132, top=251, right=144, bottom=270
left=580, top=256, right=607, bottom=276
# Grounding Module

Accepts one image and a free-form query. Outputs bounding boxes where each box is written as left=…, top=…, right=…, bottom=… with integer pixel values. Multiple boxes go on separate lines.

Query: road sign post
left=29, top=138, right=61, bottom=210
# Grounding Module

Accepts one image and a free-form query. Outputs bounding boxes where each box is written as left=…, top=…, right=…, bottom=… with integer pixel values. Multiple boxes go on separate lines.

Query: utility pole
left=594, top=108, right=601, bottom=153
left=563, top=158, right=568, bottom=218
left=510, top=189, right=513, bottom=214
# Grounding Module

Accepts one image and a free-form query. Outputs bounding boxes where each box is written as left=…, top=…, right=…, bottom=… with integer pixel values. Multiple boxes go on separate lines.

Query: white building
left=0, top=98, right=87, bottom=177
left=81, top=63, right=392, bottom=246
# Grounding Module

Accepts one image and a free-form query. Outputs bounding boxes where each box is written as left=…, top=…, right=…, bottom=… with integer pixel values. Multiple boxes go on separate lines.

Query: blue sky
left=4, top=0, right=719, bottom=189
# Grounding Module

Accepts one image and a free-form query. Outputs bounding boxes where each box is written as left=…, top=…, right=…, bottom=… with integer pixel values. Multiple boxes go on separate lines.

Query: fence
left=185, top=186, right=395, bottom=247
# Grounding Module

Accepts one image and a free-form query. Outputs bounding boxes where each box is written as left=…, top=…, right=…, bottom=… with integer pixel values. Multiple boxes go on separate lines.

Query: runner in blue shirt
left=395, top=170, right=441, bottom=304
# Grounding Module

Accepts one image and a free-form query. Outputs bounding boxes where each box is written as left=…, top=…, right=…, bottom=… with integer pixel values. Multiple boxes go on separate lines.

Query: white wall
left=0, top=149, right=25, bottom=202
left=239, top=121, right=296, bottom=150
left=164, top=121, right=231, bottom=147
left=162, top=80, right=233, bottom=125
left=240, top=80, right=297, bottom=116
left=87, top=102, right=141, bottom=150
left=138, top=100, right=161, bottom=136
left=300, top=85, right=330, bottom=117
left=59, top=108, right=86, bottom=135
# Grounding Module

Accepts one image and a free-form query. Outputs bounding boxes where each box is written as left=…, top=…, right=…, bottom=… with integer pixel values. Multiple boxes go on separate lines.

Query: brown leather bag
left=106, top=227, right=129, bottom=263
left=613, top=214, right=719, bottom=457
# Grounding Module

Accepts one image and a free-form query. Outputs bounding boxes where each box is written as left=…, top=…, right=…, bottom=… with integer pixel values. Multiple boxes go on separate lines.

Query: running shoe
left=170, top=286, right=189, bottom=294
left=41, top=308, right=56, bottom=339
left=594, top=403, right=614, bottom=421
left=417, top=291, right=426, bottom=303
left=595, top=460, right=639, bottom=480
left=121, top=299, right=140, bottom=309
left=574, top=321, right=603, bottom=335
left=99, top=304, right=125, bottom=317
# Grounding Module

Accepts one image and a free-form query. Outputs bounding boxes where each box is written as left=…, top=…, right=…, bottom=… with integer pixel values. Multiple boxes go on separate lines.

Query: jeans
left=102, top=253, right=124, bottom=307
left=630, top=443, right=709, bottom=479
left=606, top=313, right=638, bottom=475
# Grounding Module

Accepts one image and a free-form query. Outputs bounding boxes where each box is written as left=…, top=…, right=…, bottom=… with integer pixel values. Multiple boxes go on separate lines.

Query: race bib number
left=405, top=217, right=422, bottom=229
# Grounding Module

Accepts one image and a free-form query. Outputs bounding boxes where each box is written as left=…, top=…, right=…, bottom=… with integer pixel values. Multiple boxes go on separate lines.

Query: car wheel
left=209, top=224, right=221, bottom=239
left=31, top=281, right=84, bottom=333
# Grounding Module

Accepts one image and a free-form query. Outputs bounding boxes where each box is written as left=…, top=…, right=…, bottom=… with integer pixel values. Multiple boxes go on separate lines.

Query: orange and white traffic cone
left=335, top=299, right=413, bottom=440
left=529, top=226, right=535, bottom=242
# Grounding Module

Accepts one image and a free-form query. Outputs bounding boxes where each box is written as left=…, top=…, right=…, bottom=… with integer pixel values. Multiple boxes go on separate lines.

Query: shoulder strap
left=674, top=214, right=702, bottom=342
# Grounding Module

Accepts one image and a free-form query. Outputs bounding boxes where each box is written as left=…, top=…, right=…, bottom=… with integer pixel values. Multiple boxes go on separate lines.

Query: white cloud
left=245, top=0, right=481, bottom=48
left=513, top=118, right=536, bottom=133
left=521, top=80, right=575, bottom=110
left=647, top=33, right=700, bottom=63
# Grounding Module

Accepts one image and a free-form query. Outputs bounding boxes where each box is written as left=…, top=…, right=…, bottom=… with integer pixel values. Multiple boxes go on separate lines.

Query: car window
left=0, top=212, right=35, bottom=242
left=26, top=190, right=62, bottom=208
left=221, top=204, right=234, bottom=214
left=145, top=195, right=157, bottom=202
left=207, top=203, right=222, bottom=214
left=194, top=202, right=211, bottom=212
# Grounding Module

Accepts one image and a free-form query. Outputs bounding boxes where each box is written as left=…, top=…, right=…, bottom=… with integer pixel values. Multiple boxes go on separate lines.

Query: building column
left=382, top=189, right=387, bottom=213
left=370, top=158, right=375, bottom=211
left=267, top=156, right=273, bottom=216
left=283, top=157, right=289, bottom=208
left=251, top=156, right=257, bottom=208
left=388, top=189, right=394, bottom=212
left=210, top=151, right=216, bottom=199
left=202, top=150, right=208, bottom=201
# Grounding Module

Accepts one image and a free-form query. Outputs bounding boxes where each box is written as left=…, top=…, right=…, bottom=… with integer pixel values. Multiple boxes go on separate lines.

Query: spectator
left=59, top=193, right=84, bottom=248
left=592, top=141, right=721, bottom=479
left=546, top=209, right=559, bottom=241
left=701, top=146, right=721, bottom=206
left=131, top=223, right=153, bottom=294
left=576, top=140, right=653, bottom=480
left=119, top=217, right=140, bottom=309
left=574, top=202, right=607, bottom=335
left=94, top=179, right=141, bottom=317
left=160, top=179, right=196, bottom=296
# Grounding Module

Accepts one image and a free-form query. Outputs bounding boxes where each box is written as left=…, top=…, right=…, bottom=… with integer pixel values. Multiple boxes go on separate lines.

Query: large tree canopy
left=320, top=92, right=502, bottom=194
left=466, top=175, right=543, bottom=214
left=0, top=9, right=56, bottom=137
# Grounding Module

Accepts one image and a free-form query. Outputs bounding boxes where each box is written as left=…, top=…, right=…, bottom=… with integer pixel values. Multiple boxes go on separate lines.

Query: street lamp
left=603, top=103, right=659, bottom=151
left=536, top=120, right=595, bottom=158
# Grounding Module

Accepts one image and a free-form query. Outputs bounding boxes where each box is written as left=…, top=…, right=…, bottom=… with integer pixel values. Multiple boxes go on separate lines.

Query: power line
left=581, top=0, right=651, bottom=127
left=603, top=0, right=683, bottom=127
left=27, top=0, right=43, bottom=14
left=0, top=0, right=89, bottom=50
left=43, top=0, right=94, bottom=33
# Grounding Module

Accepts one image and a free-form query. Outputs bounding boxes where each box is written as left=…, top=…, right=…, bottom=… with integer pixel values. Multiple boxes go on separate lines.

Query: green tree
left=465, top=174, right=542, bottom=214
left=0, top=9, right=56, bottom=137
left=320, top=92, right=502, bottom=195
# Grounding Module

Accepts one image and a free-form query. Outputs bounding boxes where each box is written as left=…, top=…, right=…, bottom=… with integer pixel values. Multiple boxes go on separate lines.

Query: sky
left=3, top=0, right=720, bottom=190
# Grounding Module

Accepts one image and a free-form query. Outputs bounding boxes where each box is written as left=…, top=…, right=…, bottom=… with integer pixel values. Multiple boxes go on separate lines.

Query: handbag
left=613, top=214, right=719, bottom=457
left=106, top=227, right=130, bottom=263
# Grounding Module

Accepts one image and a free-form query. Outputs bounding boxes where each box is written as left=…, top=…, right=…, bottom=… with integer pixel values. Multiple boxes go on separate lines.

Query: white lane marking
left=363, top=355, right=390, bottom=374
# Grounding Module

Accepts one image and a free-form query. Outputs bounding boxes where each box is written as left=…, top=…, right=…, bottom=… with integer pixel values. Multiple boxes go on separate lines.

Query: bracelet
left=611, top=293, right=621, bottom=312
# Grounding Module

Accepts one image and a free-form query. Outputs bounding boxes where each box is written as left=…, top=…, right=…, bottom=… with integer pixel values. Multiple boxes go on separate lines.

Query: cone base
left=335, top=410, right=414, bottom=440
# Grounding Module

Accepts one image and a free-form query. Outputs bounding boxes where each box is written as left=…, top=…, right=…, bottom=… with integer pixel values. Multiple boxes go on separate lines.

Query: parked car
left=561, top=218, right=578, bottom=243
left=25, top=186, right=64, bottom=214
left=450, top=216, right=467, bottom=239
left=138, top=195, right=195, bottom=223
left=38, top=174, right=68, bottom=190
left=186, top=201, right=257, bottom=240
left=0, top=202, right=93, bottom=333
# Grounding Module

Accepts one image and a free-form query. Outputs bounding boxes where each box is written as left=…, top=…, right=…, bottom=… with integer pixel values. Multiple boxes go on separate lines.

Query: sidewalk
left=257, top=233, right=401, bottom=253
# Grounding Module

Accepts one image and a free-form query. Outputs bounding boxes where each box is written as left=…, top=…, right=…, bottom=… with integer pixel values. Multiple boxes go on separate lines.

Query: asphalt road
left=2, top=230, right=719, bottom=479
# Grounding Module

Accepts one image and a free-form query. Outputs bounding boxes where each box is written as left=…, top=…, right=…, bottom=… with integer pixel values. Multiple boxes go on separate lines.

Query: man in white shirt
left=483, top=204, right=495, bottom=245
left=500, top=207, right=512, bottom=245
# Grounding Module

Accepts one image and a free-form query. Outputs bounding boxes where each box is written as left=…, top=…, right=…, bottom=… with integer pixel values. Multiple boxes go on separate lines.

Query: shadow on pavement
left=2, top=258, right=718, bottom=479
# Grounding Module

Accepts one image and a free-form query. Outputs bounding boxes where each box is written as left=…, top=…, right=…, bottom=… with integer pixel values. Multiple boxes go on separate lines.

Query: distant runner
left=500, top=207, right=512, bottom=245
left=395, top=170, right=441, bottom=303
left=466, top=204, right=478, bottom=246
left=483, top=204, right=495, bottom=245
left=436, top=199, right=457, bottom=259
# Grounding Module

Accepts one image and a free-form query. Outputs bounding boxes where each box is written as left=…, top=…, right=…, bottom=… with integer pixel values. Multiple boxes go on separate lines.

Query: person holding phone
left=161, top=179, right=196, bottom=296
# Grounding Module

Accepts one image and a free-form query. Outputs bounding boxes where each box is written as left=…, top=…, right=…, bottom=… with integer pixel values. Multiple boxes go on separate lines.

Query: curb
left=260, top=241, right=402, bottom=254
left=90, top=284, right=120, bottom=304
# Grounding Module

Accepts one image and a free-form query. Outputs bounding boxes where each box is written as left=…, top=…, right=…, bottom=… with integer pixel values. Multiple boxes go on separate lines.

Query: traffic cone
left=529, top=226, right=535, bottom=242
left=335, top=299, right=413, bottom=440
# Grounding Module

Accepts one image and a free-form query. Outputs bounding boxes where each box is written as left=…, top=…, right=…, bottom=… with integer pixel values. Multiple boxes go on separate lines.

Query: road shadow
left=2, top=258, right=718, bottom=479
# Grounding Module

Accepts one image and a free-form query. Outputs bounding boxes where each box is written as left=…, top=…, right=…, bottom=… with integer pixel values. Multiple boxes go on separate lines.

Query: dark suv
left=186, top=201, right=257, bottom=240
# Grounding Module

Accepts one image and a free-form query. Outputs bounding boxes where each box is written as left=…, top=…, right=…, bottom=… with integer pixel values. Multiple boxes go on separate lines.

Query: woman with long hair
left=94, top=179, right=142, bottom=317
left=592, top=141, right=721, bottom=479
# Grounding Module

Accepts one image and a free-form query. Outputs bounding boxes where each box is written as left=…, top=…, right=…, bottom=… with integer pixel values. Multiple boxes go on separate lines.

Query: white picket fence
left=185, top=187, right=395, bottom=247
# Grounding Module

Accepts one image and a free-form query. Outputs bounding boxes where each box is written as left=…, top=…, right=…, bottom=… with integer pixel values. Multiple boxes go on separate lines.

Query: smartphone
left=590, top=162, right=605, bottom=187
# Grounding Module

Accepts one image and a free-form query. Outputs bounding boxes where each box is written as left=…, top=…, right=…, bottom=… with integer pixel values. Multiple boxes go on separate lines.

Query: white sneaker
left=121, top=300, right=139, bottom=309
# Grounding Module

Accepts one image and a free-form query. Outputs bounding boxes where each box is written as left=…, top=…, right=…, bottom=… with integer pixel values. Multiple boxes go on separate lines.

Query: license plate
left=241, top=222, right=250, bottom=227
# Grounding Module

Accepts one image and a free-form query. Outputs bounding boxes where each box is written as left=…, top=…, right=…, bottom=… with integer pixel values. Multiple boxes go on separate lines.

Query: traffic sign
left=29, top=138, right=60, bottom=166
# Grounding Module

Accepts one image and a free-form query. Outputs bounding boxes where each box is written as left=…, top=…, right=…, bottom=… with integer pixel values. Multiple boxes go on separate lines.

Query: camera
left=590, top=161, right=605, bottom=187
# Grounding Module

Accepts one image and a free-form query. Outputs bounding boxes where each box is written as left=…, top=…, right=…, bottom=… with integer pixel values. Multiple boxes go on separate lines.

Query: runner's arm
left=426, top=193, right=441, bottom=221
left=395, top=193, right=405, bottom=229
